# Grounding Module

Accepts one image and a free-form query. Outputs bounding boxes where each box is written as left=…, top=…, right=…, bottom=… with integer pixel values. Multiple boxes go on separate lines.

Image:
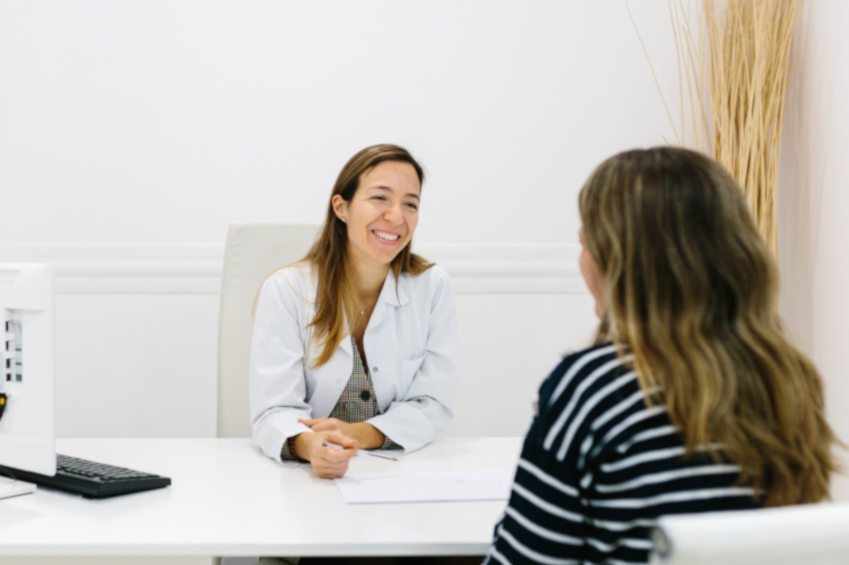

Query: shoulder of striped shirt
left=499, top=350, right=756, bottom=564
left=544, top=343, right=620, bottom=408
left=542, top=343, right=636, bottom=457
left=562, top=341, right=620, bottom=366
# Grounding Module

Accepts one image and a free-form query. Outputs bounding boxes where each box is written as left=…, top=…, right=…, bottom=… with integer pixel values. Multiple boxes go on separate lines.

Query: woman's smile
left=372, top=229, right=402, bottom=245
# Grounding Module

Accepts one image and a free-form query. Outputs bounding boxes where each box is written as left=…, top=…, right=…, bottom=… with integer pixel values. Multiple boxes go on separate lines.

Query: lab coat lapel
left=367, top=269, right=408, bottom=332
left=338, top=332, right=352, bottom=355
left=366, top=270, right=409, bottom=413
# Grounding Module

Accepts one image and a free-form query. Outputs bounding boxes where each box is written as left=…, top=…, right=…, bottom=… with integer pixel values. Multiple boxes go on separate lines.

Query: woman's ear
left=331, top=194, right=348, bottom=222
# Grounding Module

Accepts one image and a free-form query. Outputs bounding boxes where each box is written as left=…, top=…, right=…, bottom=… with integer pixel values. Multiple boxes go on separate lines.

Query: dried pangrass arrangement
left=628, top=0, right=805, bottom=255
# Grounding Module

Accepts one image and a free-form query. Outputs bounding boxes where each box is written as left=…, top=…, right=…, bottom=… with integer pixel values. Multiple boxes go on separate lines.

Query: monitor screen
left=0, top=263, right=56, bottom=477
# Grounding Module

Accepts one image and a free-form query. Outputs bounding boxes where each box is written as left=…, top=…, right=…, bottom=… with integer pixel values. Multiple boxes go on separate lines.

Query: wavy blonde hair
left=579, top=147, right=835, bottom=507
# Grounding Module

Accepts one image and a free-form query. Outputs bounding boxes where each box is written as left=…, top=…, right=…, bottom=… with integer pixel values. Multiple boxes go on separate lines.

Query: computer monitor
left=0, top=263, right=56, bottom=497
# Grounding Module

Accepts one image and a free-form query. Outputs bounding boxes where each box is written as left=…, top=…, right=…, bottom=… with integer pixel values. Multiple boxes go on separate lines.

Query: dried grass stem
left=630, top=0, right=804, bottom=255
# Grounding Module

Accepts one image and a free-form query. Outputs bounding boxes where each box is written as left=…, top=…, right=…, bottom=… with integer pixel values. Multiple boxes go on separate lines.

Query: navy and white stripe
left=485, top=343, right=758, bottom=565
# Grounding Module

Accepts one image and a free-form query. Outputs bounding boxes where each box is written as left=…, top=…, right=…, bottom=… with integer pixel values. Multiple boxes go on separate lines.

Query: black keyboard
left=0, top=454, right=172, bottom=499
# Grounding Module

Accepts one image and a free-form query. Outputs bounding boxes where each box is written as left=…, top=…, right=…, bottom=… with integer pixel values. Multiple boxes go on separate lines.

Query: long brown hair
left=579, top=146, right=836, bottom=506
left=303, top=144, right=432, bottom=368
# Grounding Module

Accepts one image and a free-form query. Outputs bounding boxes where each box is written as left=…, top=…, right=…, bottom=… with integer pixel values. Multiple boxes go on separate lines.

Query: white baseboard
left=0, top=243, right=586, bottom=295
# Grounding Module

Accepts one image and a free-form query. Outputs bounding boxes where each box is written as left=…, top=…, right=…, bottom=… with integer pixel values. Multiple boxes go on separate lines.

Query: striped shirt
left=485, top=343, right=758, bottom=565
left=281, top=336, right=401, bottom=460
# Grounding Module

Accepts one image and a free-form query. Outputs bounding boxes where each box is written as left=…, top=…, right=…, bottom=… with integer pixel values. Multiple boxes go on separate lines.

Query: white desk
left=0, top=437, right=522, bottom=557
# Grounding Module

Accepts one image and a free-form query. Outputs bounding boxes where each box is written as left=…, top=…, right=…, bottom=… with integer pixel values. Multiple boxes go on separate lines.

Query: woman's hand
left=299, top=418, right=385, bottom=449
left=294, top=430, right=358, bottom=479
left=299, top=417, right=356, bottom=438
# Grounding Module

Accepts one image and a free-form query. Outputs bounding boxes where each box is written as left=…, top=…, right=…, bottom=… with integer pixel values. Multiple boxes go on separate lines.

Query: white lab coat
left=249, top=262, right=459, bottom=463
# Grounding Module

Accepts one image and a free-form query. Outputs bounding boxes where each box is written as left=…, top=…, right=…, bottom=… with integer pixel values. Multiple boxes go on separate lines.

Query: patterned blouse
left=280, top=336, right=402, bottom=460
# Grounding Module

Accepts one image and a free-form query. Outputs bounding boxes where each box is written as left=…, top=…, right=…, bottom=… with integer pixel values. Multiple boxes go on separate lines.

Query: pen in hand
left=322, top=442, right=398, bottom=462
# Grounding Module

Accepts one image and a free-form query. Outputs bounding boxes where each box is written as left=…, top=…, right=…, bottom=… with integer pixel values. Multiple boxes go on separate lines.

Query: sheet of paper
left=334, top=470, right=512, bottom=504
left=0, top=476, right=36, bottom=500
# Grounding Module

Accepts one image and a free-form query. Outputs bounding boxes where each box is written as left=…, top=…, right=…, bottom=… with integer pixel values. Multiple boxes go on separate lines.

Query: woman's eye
left=372, top=195, right=387, bottom=201
left=405, top=202, right=418, bottom=211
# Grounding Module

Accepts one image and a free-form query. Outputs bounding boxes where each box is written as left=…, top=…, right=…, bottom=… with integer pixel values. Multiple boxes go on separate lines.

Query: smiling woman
left=331, top=159, right=423, bottom=301
left=249, top=144, right=459, bottom=481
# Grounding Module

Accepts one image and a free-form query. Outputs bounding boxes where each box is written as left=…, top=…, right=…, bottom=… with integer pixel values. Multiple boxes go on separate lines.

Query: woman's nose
left=385, top=204, right=403, bottom=224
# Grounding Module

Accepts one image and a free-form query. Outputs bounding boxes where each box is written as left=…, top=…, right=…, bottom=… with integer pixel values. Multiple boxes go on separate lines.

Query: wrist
left=351, top=423, right=385, bottom=450
left=293, top=432, right=315, bottom=461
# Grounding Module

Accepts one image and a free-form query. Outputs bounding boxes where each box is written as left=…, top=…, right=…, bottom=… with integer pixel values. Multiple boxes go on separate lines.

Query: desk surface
left=0, top=437, right=522, bottom=557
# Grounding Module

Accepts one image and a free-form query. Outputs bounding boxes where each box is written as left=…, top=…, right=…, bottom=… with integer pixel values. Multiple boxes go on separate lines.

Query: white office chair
left=216, top=222, right=320, bottom=439
left=650, top=503, right=849, bottom=565
left=214, top=224, right=319, bottom=565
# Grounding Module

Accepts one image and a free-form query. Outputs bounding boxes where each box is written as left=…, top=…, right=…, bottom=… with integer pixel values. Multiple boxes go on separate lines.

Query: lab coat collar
left=341, top=269, right=408, bottom=351
left=339, top=333, right=353, bottom=354
left=380, top=268, right=409, bottom=308
left=366, top=269, right=408, bottom=334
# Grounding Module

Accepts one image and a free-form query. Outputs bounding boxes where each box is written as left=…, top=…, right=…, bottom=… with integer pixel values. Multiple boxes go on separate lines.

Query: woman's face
left=579, top=227, right=606, bottom=319
left=333, top=160, right=421, bottom=269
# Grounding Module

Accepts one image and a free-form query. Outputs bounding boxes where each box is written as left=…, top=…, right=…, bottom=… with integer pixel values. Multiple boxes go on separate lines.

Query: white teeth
left=374, top=231, right=400, bottom=241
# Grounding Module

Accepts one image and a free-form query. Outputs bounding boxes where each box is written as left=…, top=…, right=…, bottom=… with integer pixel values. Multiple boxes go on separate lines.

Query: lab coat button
left=336, top=379, right=342, bottom=384
left=373, top=367, right=379, bottom=372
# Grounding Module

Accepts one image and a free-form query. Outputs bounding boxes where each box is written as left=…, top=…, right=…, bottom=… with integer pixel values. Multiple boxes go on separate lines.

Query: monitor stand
left=0, top=475, right=36, bottom=499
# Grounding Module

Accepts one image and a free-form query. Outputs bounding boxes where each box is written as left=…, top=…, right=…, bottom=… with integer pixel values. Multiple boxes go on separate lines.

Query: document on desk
left=334, top=470, right=511, bottom=504
left=0, top=476, right=36, bottom=500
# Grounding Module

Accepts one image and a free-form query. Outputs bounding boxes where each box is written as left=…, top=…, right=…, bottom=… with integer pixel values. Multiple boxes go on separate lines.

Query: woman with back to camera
left=485, top=147, right=836, bottom=564
left=250, top=144, right=458, bottom=480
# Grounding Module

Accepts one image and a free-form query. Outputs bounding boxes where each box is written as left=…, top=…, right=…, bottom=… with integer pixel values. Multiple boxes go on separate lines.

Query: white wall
left=0, top=0, right=680, bottom=247
left=779, top=0, right=849, bottom=502
left=0, top=0, right=682, bottom=444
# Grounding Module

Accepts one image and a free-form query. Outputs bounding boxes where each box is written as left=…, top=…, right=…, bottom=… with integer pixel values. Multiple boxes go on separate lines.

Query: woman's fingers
left=312, top=442, right=353, bottom=478
left=308, top=421, right=335, bottom=432
left=307, top=431, right=356, bottom=459
left=319, top=446, right=346, bottom=461
left=305, top=419, right=349, bottom=435
left=298, top=417, right=326, bottom=428
left=324, top=431, right=358, bottom=449
left=304, top=430, right=357, bottom=479
left=318, top=444, right=357, bottom=464
left=313, top=460, right=349, bottom=479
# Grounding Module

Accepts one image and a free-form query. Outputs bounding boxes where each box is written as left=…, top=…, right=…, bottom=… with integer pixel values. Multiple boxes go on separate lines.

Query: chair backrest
left=650, top=503, right=849, bottom=565
left=216, top=223, right=320, bottom=438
